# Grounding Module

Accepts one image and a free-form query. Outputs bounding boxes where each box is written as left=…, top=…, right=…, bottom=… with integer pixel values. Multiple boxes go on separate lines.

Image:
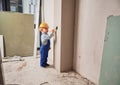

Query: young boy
left=39, top=22, right=54, bottom=67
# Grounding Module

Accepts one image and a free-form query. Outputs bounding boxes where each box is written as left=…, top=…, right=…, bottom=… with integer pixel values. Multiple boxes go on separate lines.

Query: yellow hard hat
left=39, top=22, right=49, bottom=28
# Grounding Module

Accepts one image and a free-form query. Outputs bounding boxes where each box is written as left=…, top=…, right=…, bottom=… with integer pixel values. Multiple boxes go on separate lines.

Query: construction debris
left=2, top=56, right=24, bottom=63
left=40, top=82, right=49, bottom=85
left=3, top=57, right=96, bottom=85
left=17, top=62, right=27, bottom=71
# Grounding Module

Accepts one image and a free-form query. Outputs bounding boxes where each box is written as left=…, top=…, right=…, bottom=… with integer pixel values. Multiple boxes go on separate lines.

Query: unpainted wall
left=54, top=0, right=62, bottom=71
left=0, top=12, right=34, bottom=57
left=43, top=0, right=54, bottom=65
left=54, top=0, right=75, bottom=72
left=61, top=0, right=75, bottom=71
left=74, top=0, right=120, bottom=84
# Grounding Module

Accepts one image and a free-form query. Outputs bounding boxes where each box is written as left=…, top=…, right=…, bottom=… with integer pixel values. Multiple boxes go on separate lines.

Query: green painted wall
left=0, top=12, right=34, bottom=57
left=99, top=16, right=120, bottom=85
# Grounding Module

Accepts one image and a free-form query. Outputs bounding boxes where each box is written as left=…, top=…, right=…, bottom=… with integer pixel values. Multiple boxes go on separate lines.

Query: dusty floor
left=2, top=56, right=96, bottom=85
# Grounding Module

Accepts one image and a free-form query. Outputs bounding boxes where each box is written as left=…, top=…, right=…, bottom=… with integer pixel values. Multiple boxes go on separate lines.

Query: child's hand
left=50, top=29, right=55, bottom=33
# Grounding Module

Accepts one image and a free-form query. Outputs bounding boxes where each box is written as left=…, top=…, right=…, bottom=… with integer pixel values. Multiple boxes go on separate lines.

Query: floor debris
left=2, top=56, right=24, bottom=63
left=2, top=56, right=96, bottom=85
left=6, top=84, right=20, bottom=85
left=17, top=62, right=27, bottom=71
left=40, top=82, right=49, bottom=85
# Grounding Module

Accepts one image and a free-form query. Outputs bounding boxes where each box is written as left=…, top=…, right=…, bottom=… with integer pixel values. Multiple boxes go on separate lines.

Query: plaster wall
left=54, top=0, right=75, bottom=71
left=73, top=0, right=120, bottom=84
left=61, top=0, right=75, bottom=71
left=54, top=0, right=62, bottom=71
left=42, top=0, right=54, bottom=64
left=54, top=0, right=75, bottom=72
left=43, top=0, right=54, bottom=28
left=0, top=12, right=34, bottom=57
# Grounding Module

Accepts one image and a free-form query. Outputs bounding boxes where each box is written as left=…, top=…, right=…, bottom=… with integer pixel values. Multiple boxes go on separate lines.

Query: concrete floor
left=2, top=56, right=96, bottom=85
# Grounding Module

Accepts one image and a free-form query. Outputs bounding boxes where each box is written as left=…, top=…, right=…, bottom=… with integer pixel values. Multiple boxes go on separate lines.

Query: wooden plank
left=0, top=35, right=4, bottom=58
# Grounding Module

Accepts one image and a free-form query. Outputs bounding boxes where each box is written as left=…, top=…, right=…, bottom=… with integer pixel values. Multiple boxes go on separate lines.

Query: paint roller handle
left=52, top=26, right=58, bottom=33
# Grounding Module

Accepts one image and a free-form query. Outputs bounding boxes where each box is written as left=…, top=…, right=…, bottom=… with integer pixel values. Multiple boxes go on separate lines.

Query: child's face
left=41, top=27, right=48, bottom=33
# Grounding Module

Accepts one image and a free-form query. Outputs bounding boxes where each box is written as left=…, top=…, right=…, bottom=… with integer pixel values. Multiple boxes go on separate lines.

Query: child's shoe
left=46, top=63, right=50, bottom=66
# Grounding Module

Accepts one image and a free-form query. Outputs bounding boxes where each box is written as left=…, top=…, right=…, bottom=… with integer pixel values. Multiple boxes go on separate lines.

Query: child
left=39, top=22, right=54, bottom=67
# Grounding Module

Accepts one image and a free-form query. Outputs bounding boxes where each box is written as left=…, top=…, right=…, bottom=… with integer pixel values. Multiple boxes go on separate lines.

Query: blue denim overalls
left=40, top=40, right=50, bottom=67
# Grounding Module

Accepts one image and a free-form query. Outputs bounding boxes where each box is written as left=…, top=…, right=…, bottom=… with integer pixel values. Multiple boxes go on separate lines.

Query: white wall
left=74, top=0, right=120, bottom=84
left=54, top=0, right=62, bottom=71
left=54, top=0, right=75, bottom=72
left=61, top=0, right=75, bottom=71
left=43, top=0, right=54, bottom=28
left=43, top=0, right=54, bottom=64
